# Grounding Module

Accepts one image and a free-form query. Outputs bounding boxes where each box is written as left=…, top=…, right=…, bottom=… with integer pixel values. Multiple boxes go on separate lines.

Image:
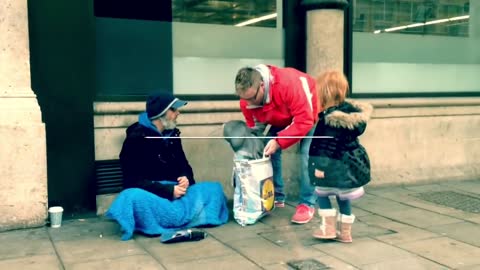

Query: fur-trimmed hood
left=324, top=99, right=373, bottom=130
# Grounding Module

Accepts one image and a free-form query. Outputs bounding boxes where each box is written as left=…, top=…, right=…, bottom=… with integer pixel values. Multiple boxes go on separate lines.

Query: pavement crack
left=133, top=238, right=168, bottom=269
left=207, top=233, right=267, bottom=269
left=46, top=228, right=66, bottom=270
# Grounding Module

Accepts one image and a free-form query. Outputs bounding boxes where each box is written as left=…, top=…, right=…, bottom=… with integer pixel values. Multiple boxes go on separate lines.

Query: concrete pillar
left=302, top=0, right=349, bottom=77
left=0, top=0, right=47, bottom=230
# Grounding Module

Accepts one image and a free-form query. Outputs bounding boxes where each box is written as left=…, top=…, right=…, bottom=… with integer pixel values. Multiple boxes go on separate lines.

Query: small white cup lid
left=48, top=206, right=64, bottom=213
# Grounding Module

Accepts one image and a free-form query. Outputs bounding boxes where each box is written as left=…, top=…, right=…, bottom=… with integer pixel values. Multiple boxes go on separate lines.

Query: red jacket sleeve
left=276, top=75, right=317, bottom=149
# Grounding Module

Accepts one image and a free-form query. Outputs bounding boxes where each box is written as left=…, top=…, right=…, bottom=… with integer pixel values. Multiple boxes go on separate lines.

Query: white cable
left=145, top=136, right=334, bottom=139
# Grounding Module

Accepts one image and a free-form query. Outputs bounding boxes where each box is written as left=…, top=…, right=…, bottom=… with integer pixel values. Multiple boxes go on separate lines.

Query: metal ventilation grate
left=412, top=191, right=480, bottom=213
left=95, top=159, right=124, bottom=195
left=287, top=259, right=329, bottom=270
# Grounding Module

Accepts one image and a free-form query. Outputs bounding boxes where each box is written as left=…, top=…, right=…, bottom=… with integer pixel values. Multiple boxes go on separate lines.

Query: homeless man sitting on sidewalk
left=106, top=92, right=228, bottom=240
left=119, top=93, right=194, bottom=199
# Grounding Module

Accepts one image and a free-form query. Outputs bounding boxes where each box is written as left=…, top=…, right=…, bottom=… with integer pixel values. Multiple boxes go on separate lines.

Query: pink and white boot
left=335, top=214, right=355, bottom=243
left=312, top=209, right=337, bottom=239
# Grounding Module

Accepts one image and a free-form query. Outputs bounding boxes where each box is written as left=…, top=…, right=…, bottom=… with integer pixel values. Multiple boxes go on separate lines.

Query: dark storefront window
left=171, top=0, right=283, bottom=96
left=94, top=1, right=280, bottom=99
left=352, top=0, right=478, bottom=95
left=172, top=0, right=277, bottom=28
left=353, top=0, right=469, bottom=36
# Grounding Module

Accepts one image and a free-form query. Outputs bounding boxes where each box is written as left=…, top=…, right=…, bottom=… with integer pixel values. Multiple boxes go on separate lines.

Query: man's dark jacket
left=119, top=113, right=195, bottom=200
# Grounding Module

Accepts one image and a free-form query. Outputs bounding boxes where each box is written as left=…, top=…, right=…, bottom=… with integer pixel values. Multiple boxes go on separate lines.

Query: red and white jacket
left=240, top=65, right=319, bottom=149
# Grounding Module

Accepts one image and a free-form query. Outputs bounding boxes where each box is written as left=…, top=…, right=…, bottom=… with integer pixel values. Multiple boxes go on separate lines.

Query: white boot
left=313, top=209, right=337, bottom=239
left=336, top=214, right=355, bottom=243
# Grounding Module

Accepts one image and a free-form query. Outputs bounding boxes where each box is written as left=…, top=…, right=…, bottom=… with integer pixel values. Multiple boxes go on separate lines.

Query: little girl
left=309, top=70, right=373, bottom=243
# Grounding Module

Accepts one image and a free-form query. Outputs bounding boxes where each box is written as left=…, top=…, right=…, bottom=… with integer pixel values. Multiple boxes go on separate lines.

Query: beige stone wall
left=94, top=98, right=480, bottom=210
left=0, top=0, right=48, bottom=230
left=365, top=98, right=480, bottom=184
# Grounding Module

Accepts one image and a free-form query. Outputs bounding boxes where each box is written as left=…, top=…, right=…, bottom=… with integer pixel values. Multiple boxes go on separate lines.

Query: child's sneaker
left=274, top=200, right=285, bottom=208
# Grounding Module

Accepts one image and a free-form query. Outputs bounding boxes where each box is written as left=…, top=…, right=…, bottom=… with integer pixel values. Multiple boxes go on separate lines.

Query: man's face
left=239, top=82, right=264, bottom=106
left=161, top=108, right=179, bottom=130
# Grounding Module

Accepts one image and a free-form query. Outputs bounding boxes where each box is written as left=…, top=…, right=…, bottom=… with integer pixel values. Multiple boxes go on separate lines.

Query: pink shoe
left=291, top=204, right=315, bottom=224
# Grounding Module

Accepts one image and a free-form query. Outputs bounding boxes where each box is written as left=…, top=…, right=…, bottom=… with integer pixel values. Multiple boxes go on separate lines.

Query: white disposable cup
left=48, top=206, right=64, bottom=228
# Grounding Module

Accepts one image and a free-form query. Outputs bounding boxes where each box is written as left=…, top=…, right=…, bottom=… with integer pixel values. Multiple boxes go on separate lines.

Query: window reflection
left=172, top=0, right=277, bottom=27
left=354, top=0, right=470, bottom=36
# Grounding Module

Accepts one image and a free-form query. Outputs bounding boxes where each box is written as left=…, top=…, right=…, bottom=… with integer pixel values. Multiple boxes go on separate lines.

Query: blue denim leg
left=336, top=197, right=352, bottom=215
left=299, top=127, right=316, bottom=206
left=271, top=148, right=285, bottom=202
left=317, top=196, right=332, bottom=209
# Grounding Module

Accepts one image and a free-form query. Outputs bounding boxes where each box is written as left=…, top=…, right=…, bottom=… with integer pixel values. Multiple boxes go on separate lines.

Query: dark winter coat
left=119, top=113, right=195, bottom=200
left=309, top=100, right=373, bottom=189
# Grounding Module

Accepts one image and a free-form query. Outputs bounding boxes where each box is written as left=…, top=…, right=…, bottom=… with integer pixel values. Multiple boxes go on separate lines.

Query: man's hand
left=173, top=185, right=187, bottom=199
left=264, top=139, right=280, bottom=156
left=177, top=176, right=189, bottom=188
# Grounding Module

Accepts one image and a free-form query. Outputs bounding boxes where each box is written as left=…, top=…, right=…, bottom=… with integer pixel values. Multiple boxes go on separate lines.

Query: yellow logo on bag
left=262, top=178, right=274, bottom=211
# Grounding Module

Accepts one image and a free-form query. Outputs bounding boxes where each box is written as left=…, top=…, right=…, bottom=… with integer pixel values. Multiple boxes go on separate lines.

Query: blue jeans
left=270, top=126, right=316, bottom=206
left=317, top=196, right=352, bottom=215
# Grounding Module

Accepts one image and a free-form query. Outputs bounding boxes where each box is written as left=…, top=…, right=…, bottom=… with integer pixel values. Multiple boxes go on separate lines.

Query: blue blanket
left=106, top=182, right=229, bottom=240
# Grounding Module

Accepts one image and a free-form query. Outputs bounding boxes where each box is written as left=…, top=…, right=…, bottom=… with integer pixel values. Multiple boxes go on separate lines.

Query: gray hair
left=234, top=67, right=262, bottom=94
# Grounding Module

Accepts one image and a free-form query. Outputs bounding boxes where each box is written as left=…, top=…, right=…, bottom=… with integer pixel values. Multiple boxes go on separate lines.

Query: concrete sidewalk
left=1, top=180, right=479, bottom=270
